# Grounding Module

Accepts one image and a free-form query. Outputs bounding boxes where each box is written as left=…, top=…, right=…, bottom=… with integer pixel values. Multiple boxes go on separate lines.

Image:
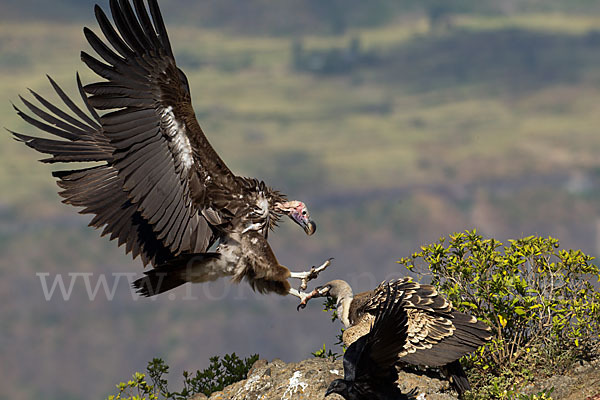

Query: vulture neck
left=334, top=284, right=354, bottom=328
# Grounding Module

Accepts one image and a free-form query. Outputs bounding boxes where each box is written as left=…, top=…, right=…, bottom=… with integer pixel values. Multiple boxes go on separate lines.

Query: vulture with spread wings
left=10, top=0, right=331, bottom=299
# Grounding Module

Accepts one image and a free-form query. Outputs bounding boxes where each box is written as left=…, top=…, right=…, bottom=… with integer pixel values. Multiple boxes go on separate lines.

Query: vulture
left=299, top=278, right=492, bottom=396
left=326, top=284, right=414, bottom=400
left=9, top=0, right=331, bottom=300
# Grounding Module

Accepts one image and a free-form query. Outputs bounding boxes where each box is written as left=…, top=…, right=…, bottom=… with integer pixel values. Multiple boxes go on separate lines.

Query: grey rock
left=207, top=358, right=459, bottom=400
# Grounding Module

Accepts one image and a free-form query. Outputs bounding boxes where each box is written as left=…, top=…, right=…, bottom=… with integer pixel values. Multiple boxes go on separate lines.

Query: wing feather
left=95, top=4, right=135, bottom=59
left=346, top=285, right=408, bottom=388
left=132, top=0, right=161, bottom=50
left=27, top=89, right=93, bottom=132
left=147, top=0, right=173, bottom=58
left=79, top=0, right=237, bottom=256
left=11, top=76, right=178, bottom=266
left=364, top=286, right=409, bottom=374
left=360, top=279, right=491, bottom=367
left=18, top=95, right=93, bottom=138
left=12, top=0, right=244, bottom=270
left=49, top=74, right=102, bottom=129
left=83, top=27, right=126, bottom=67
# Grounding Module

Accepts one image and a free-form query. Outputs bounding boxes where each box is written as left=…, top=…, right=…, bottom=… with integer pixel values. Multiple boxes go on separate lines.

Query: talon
left=296, top=288, right=318, bottom=311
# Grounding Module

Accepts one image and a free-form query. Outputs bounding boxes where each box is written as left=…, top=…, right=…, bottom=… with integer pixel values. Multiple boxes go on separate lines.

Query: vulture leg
left=289, top=258, right=333, bottom=290
left=288, top=287, right=313, bottom=303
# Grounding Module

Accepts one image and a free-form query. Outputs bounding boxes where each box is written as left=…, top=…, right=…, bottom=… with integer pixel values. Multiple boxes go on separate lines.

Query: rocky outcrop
left=192, top=358, right=459, bottom=400
left=188, top=356, right=600, bottom=400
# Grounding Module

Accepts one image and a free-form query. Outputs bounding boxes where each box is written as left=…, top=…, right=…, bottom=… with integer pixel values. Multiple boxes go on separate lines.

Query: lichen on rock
left=200, top=358, right=459, bottom=400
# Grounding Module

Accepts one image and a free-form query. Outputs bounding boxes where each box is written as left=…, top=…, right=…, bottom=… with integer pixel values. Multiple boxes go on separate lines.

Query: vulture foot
left=289, top=258, right=333, bottom=291
left=288, top=288, right=312, bottom=304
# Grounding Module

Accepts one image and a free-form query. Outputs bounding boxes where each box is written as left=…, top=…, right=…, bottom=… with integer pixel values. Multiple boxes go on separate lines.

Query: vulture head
left=325, top=379, right=349, bottom=398
left=275, top=200, right=316, bottom=235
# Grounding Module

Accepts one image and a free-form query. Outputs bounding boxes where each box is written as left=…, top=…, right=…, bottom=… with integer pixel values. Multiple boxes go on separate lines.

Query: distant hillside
left=2, top=0, right=600, bottom=34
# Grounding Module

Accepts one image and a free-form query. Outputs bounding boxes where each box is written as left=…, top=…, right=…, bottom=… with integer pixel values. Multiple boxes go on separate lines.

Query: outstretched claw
left=289, top=258, right=334, bottom=290
left=296, top=287, right=319, bottom=311
left=289, top=287, right=312, bottom=308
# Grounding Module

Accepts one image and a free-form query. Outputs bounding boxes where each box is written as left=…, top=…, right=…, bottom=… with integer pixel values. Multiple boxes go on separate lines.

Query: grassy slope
left=2, top=13, right=600, bottom=400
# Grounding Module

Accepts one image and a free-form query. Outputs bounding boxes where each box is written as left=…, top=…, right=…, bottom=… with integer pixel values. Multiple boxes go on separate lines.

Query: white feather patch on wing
left=159, top=105, right=194, bottom=171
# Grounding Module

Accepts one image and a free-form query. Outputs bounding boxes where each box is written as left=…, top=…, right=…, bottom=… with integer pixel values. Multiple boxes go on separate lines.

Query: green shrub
left=311, top=343, right=342, bottom=360
left=189, top=353, right=259, bottom=395
left=107, top=353, right=259, bottom=400
left=398, top=230, right=600, bottom=396
left=315, top=295, right=346, bottom=356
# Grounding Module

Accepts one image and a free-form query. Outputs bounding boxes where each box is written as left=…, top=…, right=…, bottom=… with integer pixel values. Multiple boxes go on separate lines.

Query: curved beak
left=305, top=220, right=316, bottom=235
left=292, top=212, right=316, bottom=236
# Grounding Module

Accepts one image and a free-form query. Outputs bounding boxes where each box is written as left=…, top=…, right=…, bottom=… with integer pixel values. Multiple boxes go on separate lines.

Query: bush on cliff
left=398, top=230, right=600, bottom=398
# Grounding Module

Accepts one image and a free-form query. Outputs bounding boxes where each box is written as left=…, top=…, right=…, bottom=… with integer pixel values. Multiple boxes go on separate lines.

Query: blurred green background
left=2, top=1, right=600, bottom=399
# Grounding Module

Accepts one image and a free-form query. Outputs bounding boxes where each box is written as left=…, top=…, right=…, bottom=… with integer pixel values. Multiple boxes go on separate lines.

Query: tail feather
left=133, top=270, right=187, bottom=297
left=442, top=359, right=471, bottom=396
left=132, top=253, right=221, bottom=297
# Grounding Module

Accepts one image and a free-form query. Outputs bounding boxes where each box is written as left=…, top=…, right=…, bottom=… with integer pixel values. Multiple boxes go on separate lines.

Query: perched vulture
left=10, top=0, right=331, bottom=300
left=326, top=284, right=414, bottom=400
left=299, top=278, right=492, bottom=395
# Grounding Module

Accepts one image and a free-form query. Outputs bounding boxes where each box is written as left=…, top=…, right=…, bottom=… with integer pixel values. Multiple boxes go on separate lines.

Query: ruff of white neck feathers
left=332, top=286, right=352, bottom=329
left=337, top=297, right=353, bottom=328
left=329, top=280, right=354, bottom=328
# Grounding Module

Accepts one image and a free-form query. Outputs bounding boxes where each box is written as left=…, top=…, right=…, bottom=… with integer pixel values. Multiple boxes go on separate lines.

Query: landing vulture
left=10, top=0, right=331, bottom=299
left=299, top=278, right=492, bottom=395
left=326, top=284, right=414, bottom=400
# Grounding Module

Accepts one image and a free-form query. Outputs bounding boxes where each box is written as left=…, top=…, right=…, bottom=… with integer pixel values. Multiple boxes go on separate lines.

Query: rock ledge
left=192, top=358, right=458, bottom=400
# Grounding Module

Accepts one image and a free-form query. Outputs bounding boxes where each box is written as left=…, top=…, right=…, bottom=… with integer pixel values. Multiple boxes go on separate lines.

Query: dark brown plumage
left=299, top=278, right=492, bottom=395
left=10, top=0, right=327, bottom=299
left=326, top=284, right=413, bottom=400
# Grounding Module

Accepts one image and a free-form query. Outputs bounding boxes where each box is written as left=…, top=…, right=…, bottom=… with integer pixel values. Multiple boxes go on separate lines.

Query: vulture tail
left=442, top=359, right=471, bottom=396
left=133, top=253, right=221, bottom=297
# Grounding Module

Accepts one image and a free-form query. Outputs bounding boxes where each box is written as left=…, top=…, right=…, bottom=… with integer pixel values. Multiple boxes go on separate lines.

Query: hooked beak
left=292, top=213, right=316, bottom=236
left=305, top=220, right=316, bottom=235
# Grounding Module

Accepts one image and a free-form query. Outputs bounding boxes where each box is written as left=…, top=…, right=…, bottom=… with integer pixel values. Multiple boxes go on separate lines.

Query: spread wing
left=363, top=278, right=453, bottom=315
left=400, top=310, right=492, bottom=367
left=81, top=0, right=235, bottom=257
left=361, top=279, right=456, bottom=362
left=11, top=75, right=175, bottom=266
left=362, top=279, right=491, bottom=367
left=10, top=0, right=244, bottom=266
left=346, top=285, right=408, bottom=387
left=361, top=285, right=409, bottom=377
